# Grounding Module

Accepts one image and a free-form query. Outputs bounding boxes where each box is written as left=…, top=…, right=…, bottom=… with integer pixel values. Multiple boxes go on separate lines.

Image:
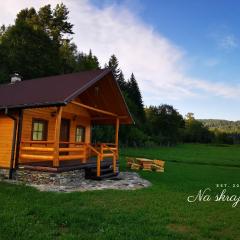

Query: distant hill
left=199, top=119, right=240, bottom=133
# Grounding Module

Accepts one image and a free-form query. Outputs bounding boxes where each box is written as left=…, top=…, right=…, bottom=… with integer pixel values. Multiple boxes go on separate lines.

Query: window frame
left=75, top=125, right=86, bottom=143
left=31, top=118, right=48, bottom=141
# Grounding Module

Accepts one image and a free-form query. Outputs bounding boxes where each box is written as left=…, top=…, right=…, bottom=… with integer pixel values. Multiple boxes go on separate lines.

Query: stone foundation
left=1, top=169, right=151, bottom=192
left=14, top=169, right=85, bottom=186
left=0, top=169, right=9, bottom=179
left=25, top=172, right=152, bottom=192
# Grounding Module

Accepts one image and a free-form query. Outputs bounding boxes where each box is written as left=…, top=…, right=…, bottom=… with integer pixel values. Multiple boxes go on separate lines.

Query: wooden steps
left=85, top=162, right=119, bottom=180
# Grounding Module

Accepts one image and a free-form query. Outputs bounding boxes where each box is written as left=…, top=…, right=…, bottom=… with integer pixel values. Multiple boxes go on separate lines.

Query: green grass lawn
left=0, top=144, right=240, bottom=240
left=121, top=143, right=240, bottom=167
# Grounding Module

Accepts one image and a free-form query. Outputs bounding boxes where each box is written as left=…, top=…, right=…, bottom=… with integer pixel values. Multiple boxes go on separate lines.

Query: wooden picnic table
left=136, top=158, right=153, bottom=164
left=136, top=158, right=153, bottom=170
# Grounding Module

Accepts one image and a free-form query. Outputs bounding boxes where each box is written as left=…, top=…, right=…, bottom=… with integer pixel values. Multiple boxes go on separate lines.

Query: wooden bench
left=152, top=160, right=165, bottom=172
left=130, top=163, right=141, bottom=170
left=126, top=157, right=165, bottom=173
left=126, top=157, right=136, bottom=168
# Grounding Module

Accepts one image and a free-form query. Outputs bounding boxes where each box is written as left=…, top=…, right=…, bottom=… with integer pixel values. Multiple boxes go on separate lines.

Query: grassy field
left=121, top=143, right=240, bottom=167
left=0, top=144, right=240, bottom=240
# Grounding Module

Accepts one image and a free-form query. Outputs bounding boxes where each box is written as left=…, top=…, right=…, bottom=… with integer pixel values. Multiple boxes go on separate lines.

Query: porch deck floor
left=18, top=158, right=117, bottom=172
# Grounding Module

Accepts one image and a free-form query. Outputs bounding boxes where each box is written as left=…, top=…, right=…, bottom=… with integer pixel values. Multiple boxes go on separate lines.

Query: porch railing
left=19, top=141, right=118, bottom=177
left=20, top=141, right=55, bottom=161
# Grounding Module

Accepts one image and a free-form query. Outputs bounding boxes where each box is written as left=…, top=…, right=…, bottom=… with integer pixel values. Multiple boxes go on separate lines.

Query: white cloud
left=219, top=35, right=238, bottom=49
left=209, top=25, right=238, bottom=50
left=0, top=0, right=240, bottom=105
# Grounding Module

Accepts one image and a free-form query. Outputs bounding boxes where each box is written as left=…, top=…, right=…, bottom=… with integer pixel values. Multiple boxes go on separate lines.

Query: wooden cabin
left=0, top=69, right=133, bottom=179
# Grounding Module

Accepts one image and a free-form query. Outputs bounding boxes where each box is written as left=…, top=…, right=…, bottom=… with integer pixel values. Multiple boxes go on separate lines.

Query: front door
left=60, top=118, right=70, bottom=155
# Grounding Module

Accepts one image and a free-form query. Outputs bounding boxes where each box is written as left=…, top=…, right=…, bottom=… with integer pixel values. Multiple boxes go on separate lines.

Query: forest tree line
left=0, top=4, right=238, bottom=146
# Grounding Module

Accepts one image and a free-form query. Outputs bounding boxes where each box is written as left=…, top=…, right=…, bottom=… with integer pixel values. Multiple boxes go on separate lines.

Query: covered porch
left=19, top=100, right=120, bottom=177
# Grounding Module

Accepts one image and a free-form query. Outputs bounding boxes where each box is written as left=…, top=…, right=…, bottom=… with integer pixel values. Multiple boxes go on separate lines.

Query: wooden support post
left=97, top=155, right=101, bottom=177
left=100, top=144, right=103, bottom=161
left=115, top=117, right=119, bottom=156
left=115, top=118, right=120, bottom=147
left=83, top=144, right=87, bottom=163
left=114, top=117, right=120, bottom=171
left=53, top=107, right=62, bottom=167
left=113, top=154, right=117, bottom=173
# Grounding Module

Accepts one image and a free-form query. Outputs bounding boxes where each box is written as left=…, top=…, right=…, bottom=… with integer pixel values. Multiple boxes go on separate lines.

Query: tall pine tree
left=76, top=50, right=100, bottom=71
left=117, top=70, right=126, bottom=91
left=127, top=73, right=145, bottom=124
left=107, top=55, right=126, bottom=91
left=107, top=54, right=120, bottom=78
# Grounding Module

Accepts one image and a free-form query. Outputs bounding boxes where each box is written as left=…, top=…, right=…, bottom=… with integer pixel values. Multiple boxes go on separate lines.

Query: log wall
left=21, top=106, right=91, bottom=143
left=19, top=105, right=91, bottom=163
left=0, top=114, right=15, bottom=168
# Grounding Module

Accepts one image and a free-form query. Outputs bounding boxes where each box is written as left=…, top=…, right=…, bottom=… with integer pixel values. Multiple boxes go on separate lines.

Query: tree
left=107, top=54, right=127, bottom=90
left=145, top=105, right=185, bottom=145
left=105, top=55, right=148, bottom=146
left=185, top=112, right=195, bottom=123
left=184, top=113, right=213, bottom=143
left=76, top=50, right=100, bottom=71
left=107, top=54, right=120, bottom=78
left=16, top=4, right=73, bottom=44
left=0, top=25, right=6, bottom=37
left=50, top=3, right=74, bottom=43
left=117, top=70, right=127, bottom=91
left=0, top=4, right=76, bottom=83
left=0, top=21, right=60, bottom=82
left=57, top=40, right=78, bottom=74
left=126, top=73, right=145, bottom=124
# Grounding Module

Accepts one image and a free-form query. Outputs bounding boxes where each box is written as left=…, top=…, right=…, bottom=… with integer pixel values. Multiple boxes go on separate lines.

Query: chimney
left=10, top=73, right=22, bottom=83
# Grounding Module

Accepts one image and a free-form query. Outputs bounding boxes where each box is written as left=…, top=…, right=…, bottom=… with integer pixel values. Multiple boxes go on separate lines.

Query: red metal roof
left=0, top=69, right=111, bottom=109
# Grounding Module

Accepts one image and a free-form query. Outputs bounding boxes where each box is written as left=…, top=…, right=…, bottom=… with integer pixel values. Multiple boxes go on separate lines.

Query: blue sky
left=151, top=0, right=240, bottom=120
left=140, top=0, right=240, bottom=82
left=1, top=0, right=240, bottom=120
left=90, top=0, right=240, bottom=120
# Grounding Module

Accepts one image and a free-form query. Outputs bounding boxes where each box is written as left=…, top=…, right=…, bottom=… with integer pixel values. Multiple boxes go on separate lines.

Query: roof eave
left=0, top=101, right=67, bottom=110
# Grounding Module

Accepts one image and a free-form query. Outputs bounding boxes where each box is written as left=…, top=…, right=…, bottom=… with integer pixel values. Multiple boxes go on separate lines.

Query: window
left=75, top=126, right=85, bottom=142
left=32, top=119, right=48, bottom=141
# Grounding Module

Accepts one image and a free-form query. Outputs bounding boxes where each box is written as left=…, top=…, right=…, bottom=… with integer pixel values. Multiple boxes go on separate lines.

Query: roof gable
left=0, top=69, right=133, bottom=124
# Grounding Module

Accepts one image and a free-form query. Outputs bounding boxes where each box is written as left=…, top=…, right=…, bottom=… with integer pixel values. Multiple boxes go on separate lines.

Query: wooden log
left=0, top=116, right=15, bottom=168
left=113, top=154, right=117, bottom=173
left=59, top=148, right=84, bottom=152
left=115, top=118, right=119, bottom=147
left=21, top=147, right=54, bottom=152
left=20, top=165, right=58, bottom=172
left=102, top=153, right=114, bottom=158
left=101, top=143, right=117, bottom=146
left=21, top=140, right=54, bottom=144
left=82, top=144, right=87, bottom=163
left=102, top=147, right=117, bottom=151
left=53, top=107, right=62, bottom=167
left=100, top=144, right=103, bottom=157
left=97, top=155, right=101, bottom=177
left=71, top=101, right=118, bottom=117
left=20, top=154, right=54, bottom=161
left=59, top=141, right=86, bottom=145
left=59, top=155, right=85, bottom=160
